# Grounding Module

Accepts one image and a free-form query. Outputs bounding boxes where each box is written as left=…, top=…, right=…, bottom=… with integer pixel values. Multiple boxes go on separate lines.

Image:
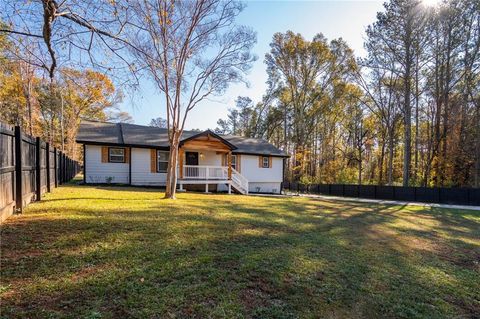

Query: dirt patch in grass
left=436, top=244, right=480, bottom=271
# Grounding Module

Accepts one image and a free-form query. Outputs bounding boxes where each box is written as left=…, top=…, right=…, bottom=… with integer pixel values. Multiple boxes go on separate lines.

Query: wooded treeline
left=0, top=34, right=130, bottom=160
left=215, top=0, right=480, bottom=187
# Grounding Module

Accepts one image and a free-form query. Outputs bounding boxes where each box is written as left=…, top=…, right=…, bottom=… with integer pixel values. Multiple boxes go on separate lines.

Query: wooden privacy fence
left=0, top=122, right=81, bottom=222
left=283, top=182, right=480, bottom=207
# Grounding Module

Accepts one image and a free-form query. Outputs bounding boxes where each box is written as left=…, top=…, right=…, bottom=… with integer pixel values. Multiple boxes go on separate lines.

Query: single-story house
left=76, top=120, right=289, bottom=194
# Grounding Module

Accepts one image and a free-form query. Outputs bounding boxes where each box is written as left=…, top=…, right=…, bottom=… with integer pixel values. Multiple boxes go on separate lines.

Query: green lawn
left=1, top=183, right=479, bottom=319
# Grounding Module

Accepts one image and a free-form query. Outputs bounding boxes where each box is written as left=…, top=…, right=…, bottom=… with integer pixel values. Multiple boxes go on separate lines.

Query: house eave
left=232, top=151, right=290, bottom=158
left=77, top=140, right=290, bottom=158
left=76, top=140, right=170, bottom=150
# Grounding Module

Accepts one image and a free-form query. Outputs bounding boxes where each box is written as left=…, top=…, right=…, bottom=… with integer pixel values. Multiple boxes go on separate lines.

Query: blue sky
left=121, top=0, right=385, bottom=130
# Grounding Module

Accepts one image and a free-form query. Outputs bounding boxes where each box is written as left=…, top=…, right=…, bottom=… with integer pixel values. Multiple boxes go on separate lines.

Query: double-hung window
left=109, top=148, right=125, bottom=163
left=262, top=156, right=269, bottom=168
left=223, top=154, right=237, bottom=170
left=157, top=151, right=169, bottom=173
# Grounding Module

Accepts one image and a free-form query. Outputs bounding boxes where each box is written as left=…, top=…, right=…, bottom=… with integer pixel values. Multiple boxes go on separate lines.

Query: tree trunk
left=403, top=77, right=412, bottom=187
left=475, top=102, right=480, bottom=187
left=358, top=151, right=362, bottom=185
left=60, top=92, right=65, bottom=152
left=439, top=50, right=452, bottom=187
left=25, top=83, right=33, bottom=136
left=378, top=129, right=386, bottom=185
left=379, top=140, right=385, bottom=185
left=403, top=23, right=412, bottom=187
left=433, top=39, right=442, bottom=187
left=388, top=131, right=394, bottom=186
left=414, top=54, right=419, bottom=184
left=165, top=131, right=180, bottom=199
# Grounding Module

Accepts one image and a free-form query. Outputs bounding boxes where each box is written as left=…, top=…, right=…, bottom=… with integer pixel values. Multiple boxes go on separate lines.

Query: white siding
left=85, top=145, right=285, bottom=193
left=131, top=148, right=167, bottom=186
left=237, top=155, right=284, bottom=194
left=249, top=182, right=282, bottom=194
left=85, top=145, right=129, bottom=184
left=239, top=155, right=283, bottom=182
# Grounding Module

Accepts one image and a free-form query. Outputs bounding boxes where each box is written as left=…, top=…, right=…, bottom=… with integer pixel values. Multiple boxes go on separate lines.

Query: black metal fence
left=283, top=182, right=480, bottom=207
left=1, top=122, right=81, bottom=222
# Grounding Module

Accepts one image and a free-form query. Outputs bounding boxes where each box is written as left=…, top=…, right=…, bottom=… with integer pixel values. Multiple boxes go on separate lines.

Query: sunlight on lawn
left=1, top=184, right=479, bottom=318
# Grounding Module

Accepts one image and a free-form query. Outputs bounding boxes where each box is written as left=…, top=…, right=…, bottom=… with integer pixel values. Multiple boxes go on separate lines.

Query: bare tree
left=126, top=0, right=256, bottom=198
left=0, top=0, right=136, bottom=82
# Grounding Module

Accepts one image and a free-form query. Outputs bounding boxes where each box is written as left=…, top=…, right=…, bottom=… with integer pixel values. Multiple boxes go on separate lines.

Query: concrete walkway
left=250, top=192, right=480, bottom=211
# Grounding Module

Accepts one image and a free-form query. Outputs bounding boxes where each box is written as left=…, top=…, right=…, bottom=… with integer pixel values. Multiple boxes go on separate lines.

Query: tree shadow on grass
left=1, top=194, right=479, bottom=318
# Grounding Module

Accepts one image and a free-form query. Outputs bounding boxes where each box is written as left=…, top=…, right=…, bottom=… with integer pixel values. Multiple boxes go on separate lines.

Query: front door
left=185, top=152, right=199, bottom=165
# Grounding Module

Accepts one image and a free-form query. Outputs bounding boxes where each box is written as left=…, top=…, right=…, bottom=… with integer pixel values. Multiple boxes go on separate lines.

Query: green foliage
left=299, top=174, right=314, bottom=185
left=215, top=0, right=480, bottom=188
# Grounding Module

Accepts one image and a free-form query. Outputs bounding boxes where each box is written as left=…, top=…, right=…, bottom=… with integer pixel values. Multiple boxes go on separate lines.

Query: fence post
left=64, top=156, right=67, bottom=182
left=35, top=137, right=41, bottom=201
left=14, top=126, right=23, bottom=213
left=58, top=152, right=62, bottom=185
left=57, top=152, right=61, bottom=185
left=46, top=143, right=50, bottom=192
left=54, top=148, right=58, bottom=187
left=62, top=153, right=65, bottom=184
left=62, top=153, right=65, bottom=183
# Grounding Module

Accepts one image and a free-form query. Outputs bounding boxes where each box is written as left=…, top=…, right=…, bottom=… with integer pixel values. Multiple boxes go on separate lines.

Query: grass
left=1, top=182, right=479, bottom=319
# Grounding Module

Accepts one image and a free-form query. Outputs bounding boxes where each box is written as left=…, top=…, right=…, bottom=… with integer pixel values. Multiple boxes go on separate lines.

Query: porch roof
left=77, top=120, right=289, bottom=157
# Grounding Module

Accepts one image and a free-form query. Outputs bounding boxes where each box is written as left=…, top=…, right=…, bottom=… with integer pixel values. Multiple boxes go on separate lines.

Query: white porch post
left=205, top=183, right=209, bottom=193
left=179, top=183, right=184, bottom=191
left=228, top=183, right=231, bottom=194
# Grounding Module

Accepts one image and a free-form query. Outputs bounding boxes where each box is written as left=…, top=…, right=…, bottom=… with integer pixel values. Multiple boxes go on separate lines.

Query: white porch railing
left=231, top=168, right=249, bottom=194
left=181, top=165, right=249, bottom=194
left=183, top=165, right=228, bottom=180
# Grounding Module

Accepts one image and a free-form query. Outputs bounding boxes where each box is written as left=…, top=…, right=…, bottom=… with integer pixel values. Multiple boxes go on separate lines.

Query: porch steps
left=178, top=165, right=249, bottom=195
left=231, top=168, right=248, bottom=195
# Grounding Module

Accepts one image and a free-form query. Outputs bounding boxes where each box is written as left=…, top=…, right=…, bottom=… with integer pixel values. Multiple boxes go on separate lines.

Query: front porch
left=179, top=164, right=232, bottom=193
left=176, top=130, right=248, bottom=194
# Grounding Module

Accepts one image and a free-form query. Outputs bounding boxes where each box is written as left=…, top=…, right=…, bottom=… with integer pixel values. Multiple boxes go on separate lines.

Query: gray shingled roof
left=76, top=120, right=289, bottom=157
